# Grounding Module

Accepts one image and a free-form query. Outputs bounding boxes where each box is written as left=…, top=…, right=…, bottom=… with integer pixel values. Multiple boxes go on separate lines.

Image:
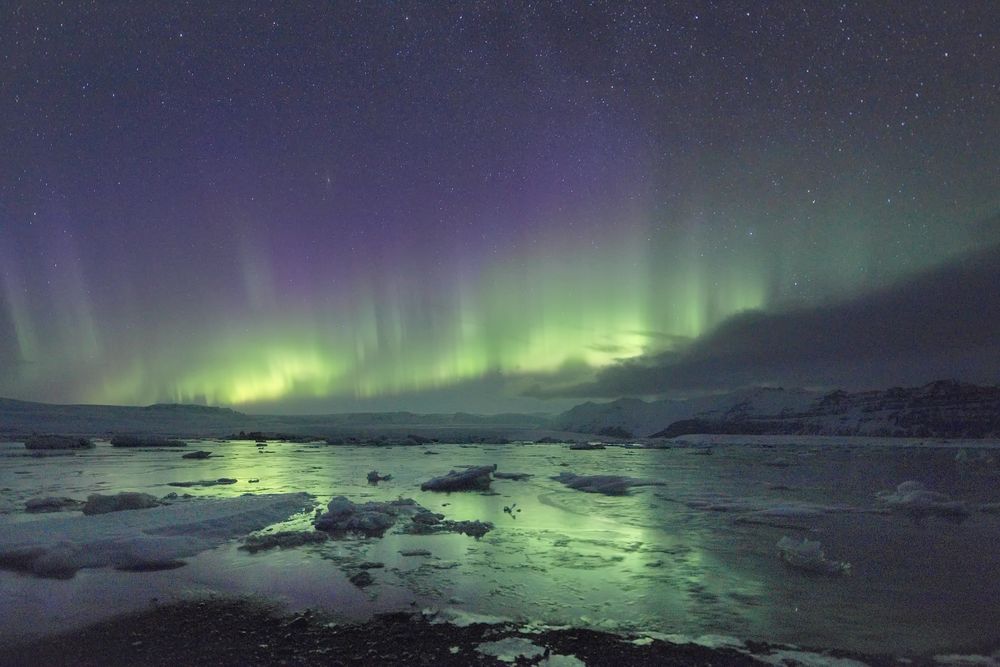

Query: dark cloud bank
left=535, top=242, right=1000, bottom=399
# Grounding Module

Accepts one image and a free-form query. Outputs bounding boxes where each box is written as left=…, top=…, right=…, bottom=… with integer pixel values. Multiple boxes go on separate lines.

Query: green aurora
left=2, top=2, right=997, bottom=412
left=2, top=210, right=987, bottom=412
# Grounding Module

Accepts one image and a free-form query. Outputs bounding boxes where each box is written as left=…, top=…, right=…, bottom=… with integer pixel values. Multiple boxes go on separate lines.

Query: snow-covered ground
left=1, top=437, right=999, bottom=657
left=671, top=433, right=1000, bottom=448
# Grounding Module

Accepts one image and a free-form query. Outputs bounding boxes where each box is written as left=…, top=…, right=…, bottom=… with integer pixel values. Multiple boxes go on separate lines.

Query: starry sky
left=1, top=2, right=998, bottom=413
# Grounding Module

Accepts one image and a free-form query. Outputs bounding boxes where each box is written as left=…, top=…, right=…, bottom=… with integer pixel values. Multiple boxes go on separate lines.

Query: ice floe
left=777, top=536, right=851, bottom=575
left=551, top=472, right=664, bottom=495
left=0, top=492, right=311, bottom=578
left=877, top=481, right=970, bottom=520
left=476, top=637, right=546, bottom=662
left=421, top=464, right=496, bottom=491
left=239, top=529, right=329, bottom=552
left=82, top=492, right=161, bottom=515
left=424, top=607, right=510, bottom=627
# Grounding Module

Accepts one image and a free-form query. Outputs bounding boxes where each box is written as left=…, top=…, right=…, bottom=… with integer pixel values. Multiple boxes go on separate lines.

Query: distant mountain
left=3, top=380, right=996, bottom=440
left=0, top=398, right=246, bottom=436
left=0, top=398, right=549, bottom=439
left=647, top=380, right=1000, bottom=439
left=549, top=381, right=1000, bottom=439
left=551, top=387, right=818, bottom=438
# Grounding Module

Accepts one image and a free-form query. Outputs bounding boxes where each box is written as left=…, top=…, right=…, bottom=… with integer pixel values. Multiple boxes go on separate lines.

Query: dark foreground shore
left=0, top=597, right=903, bottom=667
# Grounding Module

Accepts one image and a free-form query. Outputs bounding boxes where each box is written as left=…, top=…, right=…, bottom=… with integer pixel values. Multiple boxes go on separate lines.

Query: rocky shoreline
left=0, top=596, right=910, bottom=667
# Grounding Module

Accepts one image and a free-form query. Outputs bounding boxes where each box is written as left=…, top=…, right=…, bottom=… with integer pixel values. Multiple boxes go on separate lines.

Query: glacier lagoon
left=1, top=438, right=999, bottom=658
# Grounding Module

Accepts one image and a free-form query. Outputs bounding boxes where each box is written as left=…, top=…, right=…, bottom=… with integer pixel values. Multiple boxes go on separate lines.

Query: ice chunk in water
left=777, top=536, right=850, bottom=576
left=877, top=481, right=969, bottom=520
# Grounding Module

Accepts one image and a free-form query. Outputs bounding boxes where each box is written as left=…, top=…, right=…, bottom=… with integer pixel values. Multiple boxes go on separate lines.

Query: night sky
left=1, top=2, right=998, bottom=413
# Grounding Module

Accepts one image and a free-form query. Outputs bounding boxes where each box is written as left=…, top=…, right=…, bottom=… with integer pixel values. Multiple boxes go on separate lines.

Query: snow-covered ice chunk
left=0, top=492, right=311, bottom=578
left=314, top=495, right=414, bottom=536
left=877, top=481, right=969, bottom=520
left=776, top=536, right=850, bottom=575
left=424, top=607, right=510, bottom=627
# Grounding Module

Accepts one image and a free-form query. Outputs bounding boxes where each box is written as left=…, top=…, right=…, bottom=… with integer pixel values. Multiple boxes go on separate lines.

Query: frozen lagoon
left=1, top=437, right=999, bottom=658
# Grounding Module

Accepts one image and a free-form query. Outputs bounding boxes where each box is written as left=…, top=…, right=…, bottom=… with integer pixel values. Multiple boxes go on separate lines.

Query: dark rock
left=25, top=496, right=85, bottom=513
left=240, top=530, right=329, bottom=553
left=83, top=492, right=161, bottom=515
left=181, top=450, right=213, bottom=459
left=420, top=465, right=496, bottom=492
left=114, top=560, right=187, bottom=572
left=399, top=549, right=431, bottom=557
left=367, top=470, right=392, bottom=484
left=314, top=496, right=418, bottom=537
left=502, top=504, right=521, bottom=519
left=443, top=520, right=492, bottom=538
left=551, top=472, right=664, bottom=496
left=24, top=435, right=94, bottom=450
left=168, top=478, right=237, bottom=488
left=569, top=442, right=606, bottom=450
left=411, top=511, right=443, bottom=525
left=111, top=435, right=186, bottom=448
left=314, top=495, right=494, bottom=540
left=283, top=615, right=310, bottom=630
left=404, top=510, right=493, bottom=538
left=349, top=571, right=374, bottom=587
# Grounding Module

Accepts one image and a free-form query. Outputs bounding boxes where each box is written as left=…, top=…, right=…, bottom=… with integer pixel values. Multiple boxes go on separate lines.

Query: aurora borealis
left=1, top=3, right=998, bottom=412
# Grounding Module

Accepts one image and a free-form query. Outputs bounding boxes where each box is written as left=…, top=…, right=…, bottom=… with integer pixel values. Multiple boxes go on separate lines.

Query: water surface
left=1, top=438, right=998, bottom=655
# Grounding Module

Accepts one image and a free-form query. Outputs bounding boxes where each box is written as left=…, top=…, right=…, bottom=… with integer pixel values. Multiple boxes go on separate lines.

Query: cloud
left=532, top=242, right=1000, bottom=398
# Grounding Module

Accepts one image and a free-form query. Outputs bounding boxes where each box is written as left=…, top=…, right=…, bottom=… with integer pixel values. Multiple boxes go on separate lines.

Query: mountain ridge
left=1, top=380, right=998, bottom=439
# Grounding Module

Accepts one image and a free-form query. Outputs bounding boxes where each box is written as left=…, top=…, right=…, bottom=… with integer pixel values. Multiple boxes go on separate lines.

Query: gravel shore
left=0, top=596, right=897, bottom=666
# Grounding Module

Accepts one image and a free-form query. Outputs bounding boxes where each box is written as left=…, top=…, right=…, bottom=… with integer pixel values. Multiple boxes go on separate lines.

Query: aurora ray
left=1, top=2, right=997, bottom=412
